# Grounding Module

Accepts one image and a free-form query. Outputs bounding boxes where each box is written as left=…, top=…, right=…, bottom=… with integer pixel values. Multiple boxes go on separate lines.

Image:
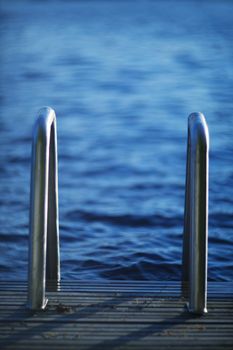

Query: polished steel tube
left=27, top=107, right=60, bottom=310
left=182, top=112, right=209, bottom=315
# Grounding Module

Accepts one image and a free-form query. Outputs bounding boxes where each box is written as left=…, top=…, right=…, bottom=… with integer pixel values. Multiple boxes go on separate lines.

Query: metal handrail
left=27, top=107, right=209, bottom=313
left=182, top=112, right=209, bottom=314
left=27, top=107, right=60, bottom=310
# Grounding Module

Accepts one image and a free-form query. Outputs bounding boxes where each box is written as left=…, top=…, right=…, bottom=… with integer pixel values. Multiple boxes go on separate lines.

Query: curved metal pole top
left=33, top=107, right=56, bottom=143
left=188, top=112, right=209, bottom=152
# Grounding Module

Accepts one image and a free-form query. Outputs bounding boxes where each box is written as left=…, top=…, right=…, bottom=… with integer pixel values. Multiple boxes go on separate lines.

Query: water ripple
left=0, top=0, right=233, bottom=281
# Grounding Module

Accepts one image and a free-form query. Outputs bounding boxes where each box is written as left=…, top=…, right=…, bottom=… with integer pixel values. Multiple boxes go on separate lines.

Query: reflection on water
left=0, top=0, right=232, bottom=281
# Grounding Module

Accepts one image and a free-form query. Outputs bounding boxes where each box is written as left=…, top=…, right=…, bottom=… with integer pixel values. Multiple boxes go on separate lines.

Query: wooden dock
left=0, top=280, right=232, bottom=349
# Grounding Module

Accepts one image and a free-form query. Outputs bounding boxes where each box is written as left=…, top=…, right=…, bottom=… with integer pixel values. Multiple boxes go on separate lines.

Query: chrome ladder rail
left=27, top=107, right=60, bottom=310
left=27, top=107, right=209, bottom=314
left=182, top=112, right=209, bottom=314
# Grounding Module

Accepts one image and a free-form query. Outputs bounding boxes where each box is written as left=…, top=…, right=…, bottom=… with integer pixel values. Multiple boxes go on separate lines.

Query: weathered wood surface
left=0, top=281, right=232, bottom=350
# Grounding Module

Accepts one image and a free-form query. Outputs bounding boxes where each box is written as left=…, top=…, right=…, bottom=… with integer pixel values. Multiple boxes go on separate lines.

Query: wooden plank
left=0, top=281, right=232, bottom=350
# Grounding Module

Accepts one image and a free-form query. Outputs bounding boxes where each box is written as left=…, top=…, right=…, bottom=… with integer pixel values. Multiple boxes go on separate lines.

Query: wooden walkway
left=0, top=280, right=232, bottom=350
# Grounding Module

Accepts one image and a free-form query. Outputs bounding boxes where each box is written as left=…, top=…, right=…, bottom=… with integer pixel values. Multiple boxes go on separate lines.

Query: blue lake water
left=0, top=0, right=232, bottom=281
